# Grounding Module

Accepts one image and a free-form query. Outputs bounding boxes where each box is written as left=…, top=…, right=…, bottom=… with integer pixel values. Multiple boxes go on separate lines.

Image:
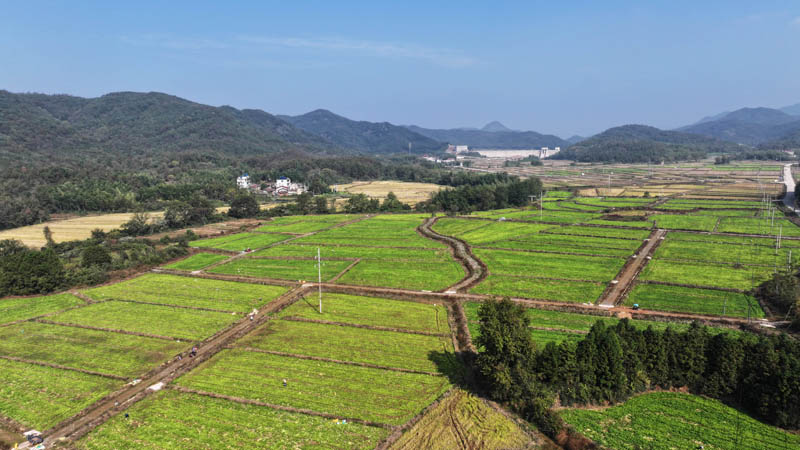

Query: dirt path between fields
left=598, top=228, right=666, bottom=307
left=418, top=217, right=487, bottom=293
left=40, top=285, right=310, bottom=447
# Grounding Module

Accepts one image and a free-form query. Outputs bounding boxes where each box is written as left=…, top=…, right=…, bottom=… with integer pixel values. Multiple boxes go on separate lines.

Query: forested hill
left=404, top=125, right=567, bottom=149
left=553, top=124, right=744, bottom=163
left=279, top=109, right=446, bottom=154
left=0, top=90, right=339, bottom=164
left=678, top=107, right=800, bottom=146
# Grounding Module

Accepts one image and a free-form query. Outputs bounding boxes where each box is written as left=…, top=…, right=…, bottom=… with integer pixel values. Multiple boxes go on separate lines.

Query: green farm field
left=162, top=252, right=228, bottom=271
left=0, top=293, right=84, bottom=325
left=253, top=243, right=452, bottom=262
left=209, top=257, right=352, bottom=281
left=474, top=248, right=625, bottom=282
left=83, top=274, right=288, bottom=313
left=470, top=275, right=606, bottom=303
left=255, top=214, right=363, bottom=234
left=561, top=392, right=800, bottom=450
left=190, top=232, right=293, bottom=251
left=175, top=349, right=450, bottom=426
left=48, top=301, right=240, bottom=340
left=654, top=238, right=798, bottom=267
left=0, top=322, right=186, bottom=377
left=279, top=293, right=448, bottom=333
left=336, top=259, right=464, bottom=291
left=237, top=319, right=454, bottom=373
left=77, top=389, right=389, bottom=450
left=626, top=284, right=764, bottom=318
left=0, top=358, right=121, bottom=430
left=639, top=259, right=773, bottom=290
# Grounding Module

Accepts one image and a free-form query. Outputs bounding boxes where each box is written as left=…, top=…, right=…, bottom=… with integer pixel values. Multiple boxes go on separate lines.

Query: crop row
left=278, top=293, right=448, bottom=334
left=294, top=215, right=444, bottom=249
left=84, top=274, right=289, bottom=313
left=654, top=238, right=798, bottom=267
left=237, top=319, right=454, bottom=373
left=716, top=218, right=800, bottom=236
left=255, top=214, right=363, bottom=234
left=175, top=349, right=451, bottom=425
left=191, top=232, right=293, bottom=251
left=0, top=322, right=186, bottom=378
left=0, top=293, right=84, bottom=325
left=667, top=231, right=800, bottom=248
left=470, top=275, right=605, bottom=303
left=48, top=300, right=240, bottom=341
left=561, top=392, right=800, bottom=449
left=162, top=252, right=229, bottom=271
left=336, top=259, right=465, bottom=291
left=253, top=243, right=452, bottom=262
left=543, top=225, right=651, bottom=240
left=77, top=389, right=388, bottom=449
left=474, top=248, right=625, bottom=282
left=209, top=258, right=352, bottom=282
left=626, top=284, right=764, bottom=318
left=639, top=259, right=774, bottom=291
left=0, top=358, right=120, bottom=430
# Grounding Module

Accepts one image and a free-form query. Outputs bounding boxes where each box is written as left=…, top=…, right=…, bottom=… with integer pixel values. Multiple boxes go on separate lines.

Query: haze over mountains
left=2, top=89, right=800, bottom=168
left=678, top=106, right=800, bottom=147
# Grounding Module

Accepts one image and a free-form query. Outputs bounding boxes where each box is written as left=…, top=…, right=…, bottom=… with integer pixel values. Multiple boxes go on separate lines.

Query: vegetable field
left=162, top=252, right=228, bottom=271
left=561, top=392, right=800, bottom=450
left=0, top=293, right=84, bottom=325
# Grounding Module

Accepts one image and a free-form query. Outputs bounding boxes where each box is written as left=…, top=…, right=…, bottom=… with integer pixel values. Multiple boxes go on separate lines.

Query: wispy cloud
left=237, top=35, right=478, bottom=68
left=120, top=34, right=228, bottom=50
left=120, top=33, right=478, bottom=68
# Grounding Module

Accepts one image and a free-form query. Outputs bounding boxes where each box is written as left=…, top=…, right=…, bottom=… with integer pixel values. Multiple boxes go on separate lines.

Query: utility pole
left=317, top=247, right=323, bottom=314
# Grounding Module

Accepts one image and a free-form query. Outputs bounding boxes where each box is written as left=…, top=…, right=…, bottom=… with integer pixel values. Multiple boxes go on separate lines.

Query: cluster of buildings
left=236, top=174, right=307, bottom=196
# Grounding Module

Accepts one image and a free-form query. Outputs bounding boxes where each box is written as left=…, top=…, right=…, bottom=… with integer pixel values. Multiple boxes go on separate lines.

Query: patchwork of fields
left=3, top=187, right=799, bottom=448
left=79, top=292, right=457, bottom=448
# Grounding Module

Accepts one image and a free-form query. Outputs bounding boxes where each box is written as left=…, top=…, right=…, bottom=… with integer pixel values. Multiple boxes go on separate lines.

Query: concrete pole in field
left=317, top=247, right=322, bottom=314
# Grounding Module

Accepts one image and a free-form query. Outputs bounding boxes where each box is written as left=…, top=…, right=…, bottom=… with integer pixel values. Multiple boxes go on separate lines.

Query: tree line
left=474, top=298, right=800, bottom=443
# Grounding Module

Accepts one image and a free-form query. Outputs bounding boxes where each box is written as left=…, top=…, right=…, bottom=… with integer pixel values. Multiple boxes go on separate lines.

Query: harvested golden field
left=333, top=180, right=442, bottom=204
left=0, top=212, right=163, bottom=248
left=389, top=389, right=536, bottom=450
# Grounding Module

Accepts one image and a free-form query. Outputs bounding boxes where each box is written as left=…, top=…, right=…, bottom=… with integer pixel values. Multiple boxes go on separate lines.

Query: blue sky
left=2, top=1, right=799, bottom=137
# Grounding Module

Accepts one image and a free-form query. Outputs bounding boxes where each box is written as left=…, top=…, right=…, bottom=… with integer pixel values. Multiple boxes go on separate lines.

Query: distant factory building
left=455, top=145, right=469, bottom=153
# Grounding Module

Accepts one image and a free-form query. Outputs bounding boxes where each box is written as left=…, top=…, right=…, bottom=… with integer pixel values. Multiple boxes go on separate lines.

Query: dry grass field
left=0, top=212, right=165, bottom=248
left=333, top=180, right=442, bottom=204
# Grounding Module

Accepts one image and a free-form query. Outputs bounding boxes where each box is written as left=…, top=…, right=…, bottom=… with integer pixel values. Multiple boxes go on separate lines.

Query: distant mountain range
left=553, top=124, right=743, bottom=163
left=278, top=109, right=444, bottom=154
left=404, top=124, right=568, bottom=149
left=678, top=105, right=800, bottom=148
left=0, top=90, right=338, bottom=165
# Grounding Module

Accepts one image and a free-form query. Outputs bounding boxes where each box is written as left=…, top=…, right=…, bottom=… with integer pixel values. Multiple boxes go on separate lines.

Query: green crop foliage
left=717, top=218, right=800, bottom=236
left=294, top=215, right=444, bottom=249
left=651, top=214, right=719, bottom=231
left=474, top=248, right=624, bottom=282
left=210, top=258, right=352, bottom=282
left=667, top=231, right=800, bottom=248
left=336, top=260, right=465, bottom=291
left=584, top=219, right=654, bottom=229
left=0, top=322, right=186, bottom=377
left=471, top=275, right=605, bottom=303
left=190, top=232, right=292, bottom=251
left=279, top=293, right=448, bottom=333
left=255, top=214, right=363, bottom=234
left=640, top=260, right=773, bottom=290
left=48, top=301, right=240, bottom=341
left=238, top=320, right=455, bottom=373
left=83, top=274, right=288, bottom=313
left=561, top=392, right=800, bottom=450
left=544, top=225, right=651, bottom=240
left=176, top=349, right=451, bottom=426
left=77, top=389, right=388, bottom=450
left=0, top=358, right=121, bottom=430
left=254, top=243, right=451, bottom=262
left=654, top=238, right=798, bottom=267
left=453, top=222, right=552, bottom=246
left=0, top=293, right=84, bottom=325
left=162, top=252, right=228, bottom=271
left=431, top=218, right=497, bottom=237
left=626, top=284, right=764, bottom=318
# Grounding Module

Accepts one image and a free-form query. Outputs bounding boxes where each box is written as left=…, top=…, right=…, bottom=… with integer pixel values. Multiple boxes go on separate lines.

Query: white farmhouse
left=236, top=174, right=250, bottom=189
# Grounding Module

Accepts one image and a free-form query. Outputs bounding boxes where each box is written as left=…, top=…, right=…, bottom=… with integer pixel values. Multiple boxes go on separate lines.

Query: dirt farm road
left=599, top=228, right=666, bottom=307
